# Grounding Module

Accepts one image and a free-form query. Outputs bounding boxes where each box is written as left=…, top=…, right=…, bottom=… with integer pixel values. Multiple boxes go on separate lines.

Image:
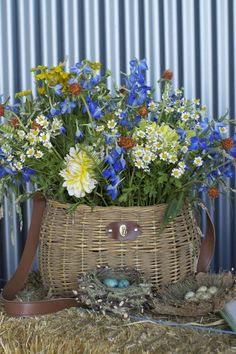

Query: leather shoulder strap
left=196, top=206, right=215, bottom=273
left=1, top=195, right=77, bottom=316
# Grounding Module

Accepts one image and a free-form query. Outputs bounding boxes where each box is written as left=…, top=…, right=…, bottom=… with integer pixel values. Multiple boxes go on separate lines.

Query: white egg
left=196, top=286, right=208, bottom=293
left=196, top=292, right=212, bottom=300
left=184, top=291, right=196, bottom=300
left=208, top=286, right=218, bottom=295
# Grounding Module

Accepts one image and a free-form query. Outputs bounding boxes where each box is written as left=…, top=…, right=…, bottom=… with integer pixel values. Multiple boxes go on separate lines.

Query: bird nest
left=74, top=266, right=153, bottom=319
left=152, top=272, right=236, bottom=316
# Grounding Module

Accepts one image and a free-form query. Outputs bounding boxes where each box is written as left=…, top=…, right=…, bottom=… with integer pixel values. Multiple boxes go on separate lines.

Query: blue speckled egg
left=103, top=278, right=119, bottom=288
left=118, top=279, right=130, bottom=288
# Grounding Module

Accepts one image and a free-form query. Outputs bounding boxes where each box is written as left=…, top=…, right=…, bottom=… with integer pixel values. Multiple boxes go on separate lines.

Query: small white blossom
left=181, top=112, right=190, bottom=122
left=35, top=150, right=43, bottom=159
left=165, top=107, right=174, bottom=113
left=135, top=159, right=145, bottom=169
left=219, top=126, right=227, bottom=134
left=6, top=154, right=13, bottom=162
left=148, top=101, right=157, bottom=111
left=17, top=130, right=26, bottom=139
left=26, top=147, right=35, bottom=158
left=168, top=155, right=178, bottom=164
left=14, top=161, right=23, bottom=170
left=160, top=151, right=169, bottom=161
left=44, top=142, right=52, bottom=149
left=107, top=119, right=117, bottom=130
left=193, top=156, right=203, bottom=167
left=178, top=107, right=185, bottom=113
left=114, top=109, right=123, bottom=119
left=171, top=168, right=183, bottom=178
left=20, top=154, right=26, bottom=162
left=193, top=98, right=200, bottom=105
left=39, top=132, right=50, bottom=143
left=137, top=130, right=146, bottom=139
left=36, top=114, right=48, bottom=126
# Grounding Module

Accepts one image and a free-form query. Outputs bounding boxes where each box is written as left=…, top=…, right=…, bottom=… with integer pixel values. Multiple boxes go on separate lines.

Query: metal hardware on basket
left=119, top=224, right=127, bottom=237
left=106, top=221, right=141, bottom=241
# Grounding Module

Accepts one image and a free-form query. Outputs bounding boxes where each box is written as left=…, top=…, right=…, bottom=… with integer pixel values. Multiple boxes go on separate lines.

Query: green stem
left=80, top=95, right=95, bottom=132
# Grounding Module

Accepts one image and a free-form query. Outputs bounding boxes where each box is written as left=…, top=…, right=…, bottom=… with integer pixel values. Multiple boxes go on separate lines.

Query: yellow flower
left=38, top=87, right=46, bottom=95
left=35, top=73, right=47, bottom=80
left=60, top=147, right=97, bottom=198
left=15, top=90, right=32, bottom=97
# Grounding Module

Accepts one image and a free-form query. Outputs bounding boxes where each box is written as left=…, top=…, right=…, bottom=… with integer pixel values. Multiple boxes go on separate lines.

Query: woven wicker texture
left=39, top=200, right=202, bottom=296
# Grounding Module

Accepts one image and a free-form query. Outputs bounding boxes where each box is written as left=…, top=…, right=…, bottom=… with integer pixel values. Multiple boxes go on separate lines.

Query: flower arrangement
left=0, top=59, right=236, bottom=222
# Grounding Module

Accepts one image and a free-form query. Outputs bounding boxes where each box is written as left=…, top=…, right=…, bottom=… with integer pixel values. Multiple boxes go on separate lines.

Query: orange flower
left=10, top=117, right=19, bottom=128
left=0, top=104, right=4, bottom=116
left=118, top=136, right=136, bottom=149
left=162, top=69, right=173, bottom=80
left=221, top=137, right=234, bottom=151
left=207, top=187, right=219, bottom=198
left=138, top=106, right=149, bottom=117
left=69, top=83, right=81, bottom=96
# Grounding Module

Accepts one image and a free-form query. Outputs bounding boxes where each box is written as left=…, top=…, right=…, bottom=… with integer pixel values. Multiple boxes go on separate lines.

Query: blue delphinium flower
left=22, top=167, right=36, bottom=182
left=60, top=98, right=76, bottom=114
left=53, top=84, right=62, bottom=96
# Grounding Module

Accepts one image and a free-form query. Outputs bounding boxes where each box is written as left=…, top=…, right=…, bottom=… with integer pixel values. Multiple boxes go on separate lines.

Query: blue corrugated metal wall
left=0, top=0, right=236, bottom=286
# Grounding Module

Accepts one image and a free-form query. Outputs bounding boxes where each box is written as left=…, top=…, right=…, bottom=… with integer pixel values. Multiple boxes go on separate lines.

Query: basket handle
left=196, top=206, right=215, bottom=273
left=1, top=195, right=78, bottom=316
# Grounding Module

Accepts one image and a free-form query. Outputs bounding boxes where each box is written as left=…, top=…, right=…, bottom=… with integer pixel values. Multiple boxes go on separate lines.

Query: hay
left=1, top=273, right=236, bottom=354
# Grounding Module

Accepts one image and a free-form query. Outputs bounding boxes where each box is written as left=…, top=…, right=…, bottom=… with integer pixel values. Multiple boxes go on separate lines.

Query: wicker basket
left=38, top=200, right=202, bottom=296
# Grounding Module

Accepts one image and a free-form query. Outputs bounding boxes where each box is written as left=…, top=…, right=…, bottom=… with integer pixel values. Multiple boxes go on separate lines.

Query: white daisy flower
left=14, top=161, right=23, bottom=171
left=17, top=130, right=26, bottom=139
left=20, top=154, right=26, bottom=162
left=39, top=132, right=50, bottom=143
left=36, top=114, right=47, bottom=126
left=181, top=146, right=188, bottom=153
left=165, top=107, right=174, bottom=113
left=193, top=98, right=200, bottom=105
left=44, top=142, right=52, bottom=149
left=148, top=101, right=157, bottom=112
left=26, top=147, right=35, bottom=158
left=135, top=159, right=145, bottom=169
left=51, top=118, right=62, bottom=131
left=6, top=154, right=13, bottom=162
left=107, top=119, right=117, bottom=130
left=171, top=168, right=183, bottom=179
left=35, top=150, right=43, bottom=159
left=177, top=107, right=185, bottom=113
left=137, top=130, right=146, bottom=139
left=160, top=151, right=169, bottom=161
left=219, top=126, right=227, bottom=134
left=181, top=112, right=190, bottom=122
left=168, top=155, right=178, bottom=164
left=193, top=156, right=203, bottom=167
left=114, top=109, right=123, bottom=119
left=143, top=154, right=151, bottom=164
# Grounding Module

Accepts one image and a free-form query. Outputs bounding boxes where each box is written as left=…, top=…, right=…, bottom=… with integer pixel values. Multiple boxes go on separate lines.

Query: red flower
left=207, top=187, right=219, bottom=198
left=118, top=136, right=136, bottom=149
left=0, top=104, right=4, bottom=116
left=31, top=121, right=42, bottom=130
left=162, top=69, right=173, bottom=80
left=10, top=117, right=19, bottom=128
left=221, top=137, right=234, bottom=151
left=138, top=106, right=149, bottom=117
left=69, top=83, right=81, bottom=96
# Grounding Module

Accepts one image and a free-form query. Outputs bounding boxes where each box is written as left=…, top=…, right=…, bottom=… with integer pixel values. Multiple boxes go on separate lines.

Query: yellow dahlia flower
left=60, top=147, right=97, bottom=198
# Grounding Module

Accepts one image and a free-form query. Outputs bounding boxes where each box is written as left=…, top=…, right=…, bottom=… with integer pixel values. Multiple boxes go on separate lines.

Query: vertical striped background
left=0, top=0, right=235, bottom=286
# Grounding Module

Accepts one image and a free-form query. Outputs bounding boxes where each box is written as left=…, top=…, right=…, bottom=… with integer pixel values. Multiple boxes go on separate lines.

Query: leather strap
left=1, top=195, right=77, bottom=316
left=196, top=206, right=215, bottom=273
left=1, top=197, right=215, bottom=317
